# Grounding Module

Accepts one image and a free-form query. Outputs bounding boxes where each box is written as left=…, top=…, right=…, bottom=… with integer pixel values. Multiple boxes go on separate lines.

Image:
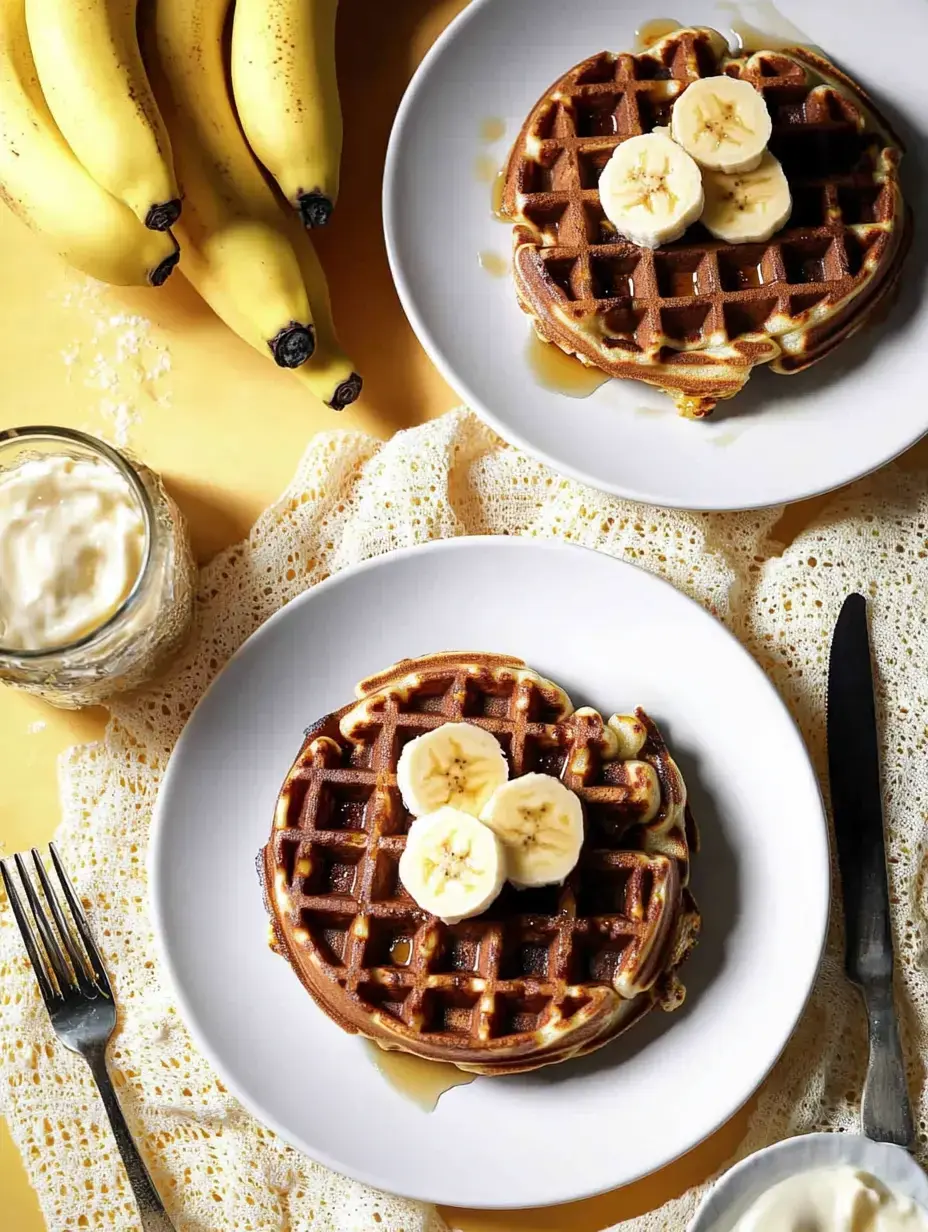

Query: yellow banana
left=184, top=214, right=361, bottom=409
left=145, top=0, right=315, bottom=368
left=231, top=0, right=342, bottom=228
left=287, top=219, right=361, bottom=408
left=25, top=0, right=180, bottom=231
left=0, top=0, right=177, bottom=285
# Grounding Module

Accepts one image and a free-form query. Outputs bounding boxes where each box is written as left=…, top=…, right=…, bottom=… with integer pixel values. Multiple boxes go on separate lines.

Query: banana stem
left=145, top=198, right=183, bottom=231
left=270, top=322, right=316, bottom=368
left=327, top=373, right=362, bottom=410
left=298, top=192, right=334, bottom=229
left=149, top=246, right=180, bottom=287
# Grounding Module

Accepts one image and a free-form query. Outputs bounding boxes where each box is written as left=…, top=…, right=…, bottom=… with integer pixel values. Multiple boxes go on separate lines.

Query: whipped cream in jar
left=0, top=426, right=196, bottom=707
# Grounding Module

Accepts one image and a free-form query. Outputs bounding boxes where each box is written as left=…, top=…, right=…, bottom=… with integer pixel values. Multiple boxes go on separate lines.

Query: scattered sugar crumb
left=102, top=400, right=140, bottom=447
left=57, top=277, right=173, bottom=447
left=26, top=720, right=47, bottom=734
left=60, top=342, right=81, bottom=379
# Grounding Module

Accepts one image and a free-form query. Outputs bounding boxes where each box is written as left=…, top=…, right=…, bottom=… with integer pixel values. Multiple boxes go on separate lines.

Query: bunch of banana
left=0, top=0, right=178, bottom=285
left=27, top=0, right=180, bottom=231
left=0, top=0, right=359, bottom=407
left=143, top=0, right=358, bottom=404
left=231, top=0, right=341, bottom=230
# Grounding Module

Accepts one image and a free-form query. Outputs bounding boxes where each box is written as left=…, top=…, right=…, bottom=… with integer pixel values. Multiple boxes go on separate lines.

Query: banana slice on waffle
left=481, top=773, right=584, bottom=888
left=599, top=133, right=704, bottom=249
left=397, top=721, right=509, bottom=817
left=670, top=74, right=771, bottom=173
left=399, top=806, right=506, bottom=924
left=701, top=152, right=792, bottom=243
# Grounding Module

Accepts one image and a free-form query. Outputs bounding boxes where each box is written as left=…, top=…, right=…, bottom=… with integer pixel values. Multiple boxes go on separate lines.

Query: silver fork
left=1, top=844, right=176, bottom=1232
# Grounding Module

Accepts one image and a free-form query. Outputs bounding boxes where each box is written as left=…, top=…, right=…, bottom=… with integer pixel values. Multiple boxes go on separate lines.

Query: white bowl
left=690, top=1134, right=928, bottom=1230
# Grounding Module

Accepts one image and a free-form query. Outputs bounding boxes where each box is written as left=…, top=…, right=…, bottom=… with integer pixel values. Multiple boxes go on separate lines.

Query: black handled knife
left=827, top=592, right=914, bottom=1147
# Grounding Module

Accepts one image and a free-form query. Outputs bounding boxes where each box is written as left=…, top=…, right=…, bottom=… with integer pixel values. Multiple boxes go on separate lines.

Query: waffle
left=502, top=26, right=909, bottom=417
left=261, top=653, right=699, bottom=1075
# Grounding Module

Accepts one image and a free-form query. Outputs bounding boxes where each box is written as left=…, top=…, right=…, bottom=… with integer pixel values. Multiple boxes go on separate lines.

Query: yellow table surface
left=1, top=2, right=926, bottom=1227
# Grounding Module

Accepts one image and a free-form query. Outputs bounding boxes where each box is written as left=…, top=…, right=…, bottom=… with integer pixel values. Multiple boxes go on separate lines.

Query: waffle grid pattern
left=270, top=666, right=684, bottom=1052
left=504, top=28, right=903, bottom=409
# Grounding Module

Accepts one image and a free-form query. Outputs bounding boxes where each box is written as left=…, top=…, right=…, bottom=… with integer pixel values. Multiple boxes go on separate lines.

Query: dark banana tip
left=326, top=372, right=362, bottom=410
left=149, top=247, right=180, bottom=287
left=145, top=199, right=182, bottom=231
left=270, top=323, right=316, bottom=368
left=298, top=191, right=333, bottom=228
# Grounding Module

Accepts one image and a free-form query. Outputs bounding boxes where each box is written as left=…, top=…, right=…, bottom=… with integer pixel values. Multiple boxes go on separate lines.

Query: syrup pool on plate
left=0, top=426, right=195, bottom=707
left=714, top=0, right=815, bottom=52
left=491, top=167, right=506, bottom=219
left=479, top=116, right=505, bottom=143
left=473, top=153, right=498, bottom=184
left=634, top=17, right=682, bottom=50
left=633, top=7, right=813, bottom=55
left=365, top=1042, right=476, bottom=1112
left=478, top=251, right=508, bottom=278
left=526, top=333, right=612, bottom=397
left=475, top=114, right=509, bottom=217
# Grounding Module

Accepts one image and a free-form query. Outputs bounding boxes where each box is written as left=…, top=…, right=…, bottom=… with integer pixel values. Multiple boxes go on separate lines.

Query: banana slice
left=399, top=807, right=506, bottom=924
left=670, top=75, right=771, bottom=174
left=397, top=722, right=509, bottom=818
left=701, top=151, right=792, bottom=243
left=598, top=133, right=704, bottom=250
left=481, top=773, right=584, bottom=888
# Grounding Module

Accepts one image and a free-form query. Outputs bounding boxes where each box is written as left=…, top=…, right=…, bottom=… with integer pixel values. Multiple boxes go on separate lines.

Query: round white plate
left=150, top=538, right=829, bottom=1208
left=383, top=0, right=928, bottom=511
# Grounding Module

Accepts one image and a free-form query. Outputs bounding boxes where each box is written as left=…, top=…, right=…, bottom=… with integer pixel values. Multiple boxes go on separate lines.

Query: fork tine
left=49, top=843, right=111, bottom=995
left=14, top=852, right=74, bottom=995
left=30, top=849, right=96, bottom=995
left=1, top=860, right=59, bottom=1009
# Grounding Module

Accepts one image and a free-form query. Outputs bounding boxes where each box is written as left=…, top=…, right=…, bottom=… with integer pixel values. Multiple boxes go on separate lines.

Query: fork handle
left=85, top=1046, right=178, bottom=1232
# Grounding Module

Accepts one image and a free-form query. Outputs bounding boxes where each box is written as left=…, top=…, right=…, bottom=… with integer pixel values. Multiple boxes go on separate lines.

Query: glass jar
left=0, top=426, right=196, bottom=708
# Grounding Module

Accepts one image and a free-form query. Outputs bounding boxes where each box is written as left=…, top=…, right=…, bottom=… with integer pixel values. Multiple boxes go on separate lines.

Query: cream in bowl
left=733, top=1165, right=928, bottom=1230
left=0, top=426, right=196, bottom=707
left=690, top=1134, right=928, bottom=1232
left=0, top=452, right=146, bottom=651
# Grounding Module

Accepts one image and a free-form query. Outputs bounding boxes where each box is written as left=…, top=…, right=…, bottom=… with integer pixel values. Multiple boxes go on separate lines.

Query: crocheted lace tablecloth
left=2, top=408, right=926, bottom=1231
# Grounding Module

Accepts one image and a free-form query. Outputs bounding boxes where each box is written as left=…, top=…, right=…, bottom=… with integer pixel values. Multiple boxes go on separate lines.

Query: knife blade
left=827, top=592, right=914, bottom=1147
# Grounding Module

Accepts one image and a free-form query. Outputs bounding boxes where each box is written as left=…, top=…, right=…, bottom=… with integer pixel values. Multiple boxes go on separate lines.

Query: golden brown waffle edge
left=261, top=652, right=699, bottom=1075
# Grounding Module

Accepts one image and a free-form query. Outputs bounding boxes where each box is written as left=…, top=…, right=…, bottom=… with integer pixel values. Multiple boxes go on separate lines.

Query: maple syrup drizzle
left=479, top=116, right=506, bottom=143
left=526, top=333, right=612, bottom=397
left=633, top=17, right=682, bottom=51
left=478, top=251, right=508, bottom=278
left=714, top=1, right=812, bottom=52
left=366, top=1042, right=477, bottom=1112
left=389, top=937, right=412, bottom=966
left=474, top=153, right=498, bottom=184
left=490, top=168, right=507, bottom=220
left=633, top=6, right=812, bottom=57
